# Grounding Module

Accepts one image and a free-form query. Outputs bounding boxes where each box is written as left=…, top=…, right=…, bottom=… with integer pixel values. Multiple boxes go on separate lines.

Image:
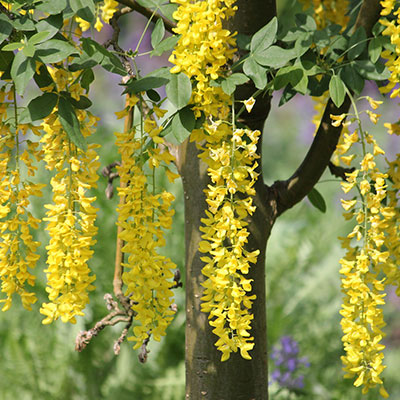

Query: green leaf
left=237, top=33, right=251, bottom=51
left=326, top=24, right=342, bottom=37
left=35, top=39, right=77, bottom=63
left=151, top=19, right=165, bottom=49
left=329, top=75, right=346, bottom=108
left=368, top=37, right=382, bottom=64
left=295, top=13, right=317, bottom=32
left=80, top=68, right=94, bottom=92
left=354, top=60, right=391, bottom=80
left=301, top=57, right=324, bottom=76
left=151, top=35, right=180, bottom=57
left=0, top=47, right=14, bottom=79
left=348, top=26, right=367, bottom=60
left=250, top=17, right=277, bottom=54
left=274, top=66, right=302, bottom=90
left=340, top=65, right=364, bottom=95
left=221, top=79, right=236, bottom=96
left=372, top=21, right=385, bottom=37
left=243, top=57, right=267, bottom=89
left=36, top=0, right=67, bottom=14
left=70, top=0, right=95, bottom=23
left=22, top=43, right=35, bottom=58
left=308, top=75, right=330, bottom=97
left=36, top=14, right=63, bottom=39
left=254, top=45, right=296, bottom=69
left=313, top=29, right=330, bottom=49
left=307, top=188, right=326, bottom=213
left=294, top=31, right=313, bottom=57
left=80, top=38, right=126, bottom=75
left=2, top=42, right=23, bottom=51
left=61, top=93, right=92, bottom=109
left=325, top=36, right=348, bottom=62
left=229, top=73, right=249, bottom=85
left=158, top=3, right=177, bottom=20
left=125, top=76, right=169, bottom=94
left=11, top=15, right=35, bottom=31
left=19, top=92, right=58, bottom=123
left=28, top=31, right=51, bottom=45
left=0, top=14, right=13, bottom=44
left=278, top=85, right=297, bottom=106
left=33, top=64, right=54, bottom=89
left=294, top=71, right=308, bottom=94
left=220, top=73, right=248, bottom=96
left=57, top=97, right=87, bottom=150
left=146, top=89, right=161, bottom=102
left=10, top=51, right=36, bottom=95
left=166, top=72, right=192, bottom=110
left=171, top=107, right=196, bottom=143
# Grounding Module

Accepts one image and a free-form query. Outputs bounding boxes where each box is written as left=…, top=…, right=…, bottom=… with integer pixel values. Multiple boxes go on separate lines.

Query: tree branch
left=271, top=0, right=382, bottom=217
left=116, top=0, right=176, bottom=33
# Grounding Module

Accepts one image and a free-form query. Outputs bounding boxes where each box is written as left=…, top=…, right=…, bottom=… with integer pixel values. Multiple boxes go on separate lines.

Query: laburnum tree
left=1, top=0, right=400, bottom=398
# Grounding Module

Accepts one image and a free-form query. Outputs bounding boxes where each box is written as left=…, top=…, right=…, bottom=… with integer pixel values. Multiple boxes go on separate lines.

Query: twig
left=116, top=0, right=176, bottom=33
left=103, top=6, right=135, bottom=76
left=328, top=162, right=355, bottom=181
left=102, top=162, right=120, bottom=199
left=138, top=336, right=151, bottom=363
left=75, top=293, right=133, bottom=352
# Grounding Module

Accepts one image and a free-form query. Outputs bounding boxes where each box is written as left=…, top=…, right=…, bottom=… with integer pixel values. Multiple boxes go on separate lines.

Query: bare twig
left=102, top=162, right=120, bottom=199
left=138, top=336, right=151, bottom=363
left=75, top=293, right=133, bottom=352
left=103, top=6, right=135, bottom=76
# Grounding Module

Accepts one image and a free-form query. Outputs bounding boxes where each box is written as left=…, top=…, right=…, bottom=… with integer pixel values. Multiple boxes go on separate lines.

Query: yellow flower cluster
left=199, top=124, right=261, bottom=361
left=380, top=0, right=400, bottom=98
left=299, top=0, right=349, bottom=29
left=76, top=0, right=119, bottom=32
left=333, top=99, right=392, bottom=398
left=39, top=69, right=100, bottom=324
left=0, top=86, right=44, bottom=312
left=170, top=0, right=262, bottom=361
left=169, top=0, right=236, bottom=117
left=115, top=98, right=177, bottom=348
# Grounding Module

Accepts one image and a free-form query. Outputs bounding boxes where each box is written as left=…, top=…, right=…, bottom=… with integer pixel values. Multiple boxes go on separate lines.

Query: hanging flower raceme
left=115, top=97, right=177, bottom=349
left=332, top=97, right=393, bottom=398
left=39, top=69, right=100, bottom=324
left=0, top=85, right=44, bottom=312
left=380, top=0, right=400, bottom=98
left=199, top=123, right=261, bottom=361
left=170, top=0, right=261, bottom=361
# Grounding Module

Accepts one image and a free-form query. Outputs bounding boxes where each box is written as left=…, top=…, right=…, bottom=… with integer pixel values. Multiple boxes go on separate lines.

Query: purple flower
left=269, top=336, right=309, bottom=391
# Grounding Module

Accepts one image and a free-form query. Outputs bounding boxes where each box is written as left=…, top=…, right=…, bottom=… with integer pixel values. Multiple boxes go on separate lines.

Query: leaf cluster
left=233, top=15, right=391, bottom=108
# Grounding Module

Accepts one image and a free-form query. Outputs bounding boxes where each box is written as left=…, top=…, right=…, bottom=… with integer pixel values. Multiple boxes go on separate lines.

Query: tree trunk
left=178, top=2, right=277, bottom=399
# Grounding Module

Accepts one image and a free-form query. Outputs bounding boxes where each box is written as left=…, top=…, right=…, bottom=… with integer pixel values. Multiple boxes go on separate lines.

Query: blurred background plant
left=1, top=0, right=400, bottom=399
